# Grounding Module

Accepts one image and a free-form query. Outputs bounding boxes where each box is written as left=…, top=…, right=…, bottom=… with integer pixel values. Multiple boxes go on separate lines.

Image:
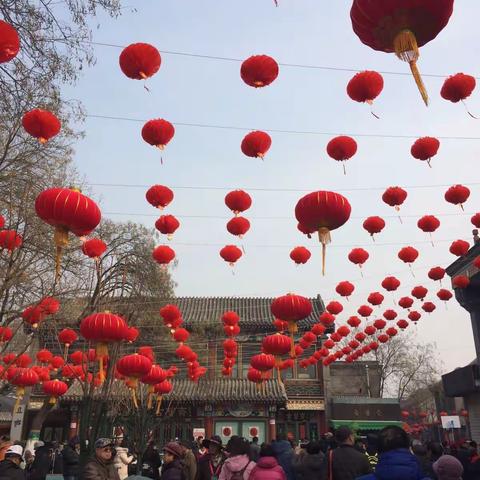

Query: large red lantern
left=0, top=20, right=20, bottom=63
left=35, top=187, right=101, bottom=276
left=441, top=73, right=477, bottom=117
left=350, top=0, right=454, bottom=105
left=363, top=216, right=385, bottom=240
left=118, top=353, right=153, bottom=407
left=146, top=185, right=174, bottom=209
left=142, top=119, right=175, bottom=150
left=225, top=190, right=252, bottom=215
left=227, top=217, right=250, bottom=238
left=445, top=185, right=470, bottom=210
left=449, top=239, right=470, bottom=257
left=42, top=379, right=68, bottom=404
left=8, top=368, right=39, bottom=412
left=152, top=245, right=175, bottom=266
left=382, top=187, right=407, bottom=212
left=240, top=55, right=279, bottom=88
left=290, top=246, right=311, bottom=265
left=336, top=281, right=355, bottom=299
left=411, top=137, right=440, bottom=167
left=220, top=245, right=242, bottom=267
left=381, top=276, right=400, bottom=292
left=262, top=334, right=292, bottom=370
left=326, top=136, right=358, bottom=174
left=119, top=43, right=161, bottom=80
left=22, top=109, right=61, bottom=144
left=241, top=131, right=272, bottom=159
left=0, top=230, right=22, bottom=252
left=82, top=238, right=107, bottom=260
left=346, top=71, right=384, bottom=116
left=155, top=215, right=180, bottom=240
left=295, top=191, right=351, bottom=274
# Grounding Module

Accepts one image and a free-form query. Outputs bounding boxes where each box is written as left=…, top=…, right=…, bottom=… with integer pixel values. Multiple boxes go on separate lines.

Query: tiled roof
left=285, top=382, right=323, bottom=398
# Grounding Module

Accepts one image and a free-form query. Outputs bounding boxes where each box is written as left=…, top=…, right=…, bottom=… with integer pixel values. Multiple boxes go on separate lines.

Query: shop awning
left=330, top=420, right=404, bottom=431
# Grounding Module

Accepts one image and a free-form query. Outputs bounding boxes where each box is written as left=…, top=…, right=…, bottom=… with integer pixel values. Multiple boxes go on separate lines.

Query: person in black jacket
left=142, top=442, right=162, bottom=480
left=292, top=441, right=324, bottom=480
left=28, top=442, right=63, bottom=480
left=0, top=445, right=25, bottom=480
left=196, top=436, right=227, bottom=480
left=62, top=436, right=80, bottom=480
left=321, top=426, right=371, bottom=480
left=161, top=442, right=185, bottom=480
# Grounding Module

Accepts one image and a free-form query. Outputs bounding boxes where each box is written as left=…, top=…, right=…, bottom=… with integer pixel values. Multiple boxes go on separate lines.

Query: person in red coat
left=249, top=445, right=286, bottom=480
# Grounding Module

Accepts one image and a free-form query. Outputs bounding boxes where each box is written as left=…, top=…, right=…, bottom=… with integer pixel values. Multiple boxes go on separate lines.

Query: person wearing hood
left=28, top=441, right=63, bottom=480
left=432, top=455, right=463, bottom=480
left=114, top=437, right=134, bottom=480
left=272, top=435, right=296, bottom=480
left=357, top=426, right=431, bottom=480
left=219, top=436, right=255, bottom=480
left=160, top=442, right=185, bottom=480
left=0, top=445, right=25, bottom=480
left=292, top=441, right=324, bottom=480
left=249, top=444, right=285, bottom=480
left=62, top=436, right=80, bottom=480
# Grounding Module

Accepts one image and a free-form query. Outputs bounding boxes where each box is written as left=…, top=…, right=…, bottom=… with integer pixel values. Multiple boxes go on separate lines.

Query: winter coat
left=357, top=449, right=431, bottom=480
left=0, top=458, right=25, bottom=480
left=272, top=441, right=296, bottom=480
left=160, top=459, right=185, bottom=480
left=292, top=451, right=324, bottom=480
left=464, top=455, right=480, bottom=480
left=196, top=453, right=227, bottom=480
left=321, top=444, right=371, bottom=480
left=141, top=449, right=162, bottom=480
left=183, top=449, right=197, bottom=480
left=114, top=446, right=134, bottom=480
left=83, top=455, right=121, bottom=480
left=249, top=456, right=286, bottom=480
left=62, top=445, right=80, bottom=477
left=219, top=454, right=255, bottom=480
left=28, top=445, right=63, bottom=480
left=250, top=444, right=260, bottom=462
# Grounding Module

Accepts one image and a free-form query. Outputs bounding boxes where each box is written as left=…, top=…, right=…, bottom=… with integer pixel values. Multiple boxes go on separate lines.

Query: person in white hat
left=0, top=444, right=25, bottom=480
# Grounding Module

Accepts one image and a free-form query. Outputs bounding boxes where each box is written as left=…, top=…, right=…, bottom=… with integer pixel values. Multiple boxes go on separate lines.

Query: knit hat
left=433, top=454, right=463, bottom=480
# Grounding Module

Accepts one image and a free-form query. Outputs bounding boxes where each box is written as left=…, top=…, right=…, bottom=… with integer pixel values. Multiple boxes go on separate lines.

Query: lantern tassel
left=359, top=265, right=364, bottom=278
left=462, top=100, right=478, bottom=119
left=277, top=367, right=283, bottom=384
left=63, top=344, right=69, bottom=362
left=408, top=264, right=415, bottom=278
left=366, top=100, right=380, bottom=119
left=156, top=395, right=163, bottom=415
left=53, top=226, right=70, bottom=281
left=342, top=161, right=346, bottom=175
left=318, top=227, right=331, bottom=276
left=429, top=233, right=435, bottom=248
left=131, top=388, right=138, bottom=409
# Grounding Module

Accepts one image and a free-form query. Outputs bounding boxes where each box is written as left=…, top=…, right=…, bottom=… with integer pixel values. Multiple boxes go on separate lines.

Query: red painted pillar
left=299, top=423, right=306, bottom=440
left=68, top=407, right=79, bottom=439
left=205, top=417, right=213, bottom=439
left=269, top=418, right=276, bottom=442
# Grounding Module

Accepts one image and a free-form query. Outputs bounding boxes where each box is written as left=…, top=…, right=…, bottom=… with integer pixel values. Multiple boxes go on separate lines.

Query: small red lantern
left=227, top=217, right=250, bottom=238
left=374, top=319, right=386, bottom=330
left=250, top=353, right=275, bottom=378
left=262, top=333, right=292, bottom=367
left=173, top=328, right=190, bottom=344
left=336, top=281, right=355, bottom=298
left=295, top=191, right=351, bottom=274
left=398, top=247, right=419, bottom=271
left=417, top=215, right=441, bottom=245
left=378, top=333, right=389, bottom=344
left=358, top=305, right=373, bottom=318
left=452, top=275, right=470, bottom=289
left=441, top=73, right=477, bottom=117
left=397, top=319, right=409, bottom=330
left=348, top=248, right=369, bottom=270
left=449, top=239, right=470, bottom=257
left=346, top=71, right=384, bottom=116
left=241, top=55, right=279, bottom=88
left=36, top=349, right=53, bottom=364
left=326, top=136, right=358, bottom=174
left=364, top=325, right=376, bottom=336
left=152, top=245, right=175, bottom=266
left=348, top=316, right=362, bottom=328
left=326, top=301, right=343, bottom=315
left=0, top=326, right=12, bottom=344
left=222, top=311, right=240, bottom=327
left=422, top=302, right=436, bottom=313
left=142, top=119, right=175, bottom=150
left=437, top=289, right=453, bottom=302
left=119, top=43, right=161, bottom=80
left=241, top=131, right=272, bottom=159
left=22, top=306, right=45, bottom=329
left=363, top=216, right=385, bottom=239
left=381, top=276, right=401, bottom=292
left=225, top=190, right=252, bottom=215
left=445, top=185, right=470, bottom=210
left=154, top=380, right=173, bottom=413
left=311, top=323, right=326, bottom=336
left=471, top=213, right=480, bottom=228
left=155, top=215, right=180, bottom=240
left=319, top=312, right=335, bottom=326
left=337, top=325, right=350, bottom=338
left=82, top=238, right=107, bottom=259
left=411, top=137, right=440, bottom=167
left=146, top=185, right=174, bottom=209
left=382, top=187, right=407, bottom=211
left=411, top=286, right=428, bottom=301
left=398, top=297, right=414, bottom=309
left=8, top=368, right=39, bottom=412
left=42, top=379, right=68, bottom=404
left=0, top=20, right=20, bottom=63
left=383, top=309, right=397, bottom=321
left=22, top=109, right=61, bottom=144
left=0, top=230, right=22, bottom=252
left=160, top=304, right=181, bottom=326
left=408, top=311, right=421, bottom=323
left=368, top=292, right=384, bottom=306
left=125, top=327, right=139, bottom=343
left=220, top=245, right=242, bottom=267
left=290, top=246, right=311, bottom=265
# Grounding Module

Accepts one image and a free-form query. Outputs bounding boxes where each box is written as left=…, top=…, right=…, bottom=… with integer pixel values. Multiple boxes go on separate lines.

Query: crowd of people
left=0, top=426, right=479, bottom=479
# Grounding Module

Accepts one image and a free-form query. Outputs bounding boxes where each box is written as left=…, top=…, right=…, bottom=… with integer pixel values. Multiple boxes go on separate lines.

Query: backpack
left=230, top=460, right=251, bottom=480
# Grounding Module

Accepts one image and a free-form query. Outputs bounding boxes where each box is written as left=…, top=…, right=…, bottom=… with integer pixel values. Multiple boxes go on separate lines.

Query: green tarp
left=330, top=420, right=404, bottom=431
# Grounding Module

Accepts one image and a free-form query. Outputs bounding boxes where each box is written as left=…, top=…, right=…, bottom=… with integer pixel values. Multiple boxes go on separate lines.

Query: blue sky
left=59, top=0, right=480, bottom=373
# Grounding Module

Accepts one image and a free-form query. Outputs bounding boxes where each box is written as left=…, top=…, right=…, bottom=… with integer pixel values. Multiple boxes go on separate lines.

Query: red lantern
left=82, top=238, right=107, bottom=259
left=220, top=245, right=242, bottom=266
left=374, top=319, right=386, bottom=330
left=323, top=339, right=335, bottom=349
left=142, top=119, right=175, bottom=150
left=240, top=55, right=279, bottom=88
left=119, top=43, right=161, bottom=80
left=250, top=353, right=275, bottom=378
left=441, top=73, right=477, bottom=116
left=224, top=325, right=240, bottom=337
left=319, top=312, right=335, bottom=326
left=0, top=215, right=4, bottom=228
left=125, top=327, right=139, bottom=343
left=138, top=346, right=155, bottom=363
left=225, top=190, right=252, bottom=215
left=382, top=187, right=407, bottom=211
left=69, top=351, right=86, bottom=366
left=408, top=310, right=421, bottom=322
left=364, top=325, right=376, bottom=336
left=378, top=333, right=390, bottom=344
left=348, top=248, right=369, bottom=270
left=326, top=301, right=343, bottom=315
left=42, top=379, right=68, bottom=404
left=475, top=257, right=480, bottom=269
left=146, top=185, right=174, bottom=210
left=449, top=239, right=470, bottom=257
left=383, top=309, right=397, bottom=321
left=471, top=213, right=480, bottom=228
left=348, top=316, right=362, bottom=328
left=15, top=354, right=32, bottom=368
left=117, top=354, right=152, bottom=387
left=223, top=339, right=238, bottom=353
left=358, top=305, right=373, bottom=318
left=337, top=325, right=350, bottom=338
left=22, top=109, right=61, bottom=144
left=326, top=136, right=357, bottom=174
left=401, top=410, right=410, bottom=419
left=350, top=0, right=454, bottom=105
left=397, top=319, right=409, bottom=330
left=35, top=187, right=101, bottom=276
left=311, top=323, right=326, bottom=336
left=22, top=306, right=45, bottom=329
left=0, top=327, right=12, bottom=343
left=271, top=293, right=312, bottom=341
left=152, top=245, right=175, bottom=266
left=336, top=281, right=355, bottom=298
left=173, top=328, right=190, bottom=344
left=346, top=71, right=384, bottom=115
left=453, top=275, right=470, bottom=289
left=398, top=247, right=419, bottom=270
left=398, top=297, right=414, bottom=309
left=295, top=191, right=351, bottom=274
left=0, top=20, right=19, bottom=63
left=241, top=131, right=272, bottom=159
left=460, top=409, right=469, bottom=417
left=155, top=215, right=180, bottom=239
left=368, top=292, right=384, bottom=306
left=227, top=217, right=250, bottom=238
left=411, top=286, right=428, bottom=301
left=290, top=246, right=311, bottom=265
left=445, top=185, right=470, bottom=210
left=154, top=379, right=173, bottom=413
left=411, top=137, right=440, bottom=167
left=437, top=289, right=453, bottom=302
left=297, top=222, right=315, bottom=238
left=160, top=304, right=181, bottom=326
left=36, top=350, right=53, bottom=364
left=363, top=216, right=385, bottom=239
left=381, top=276, right=400, bottom=292
left=422, top=302, right=436, bottom=313
left=262, top=334, right=292, bottom=366
left=0, top=230, right=22, bottom=251
left=8, top=368, right=39, bottom=411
